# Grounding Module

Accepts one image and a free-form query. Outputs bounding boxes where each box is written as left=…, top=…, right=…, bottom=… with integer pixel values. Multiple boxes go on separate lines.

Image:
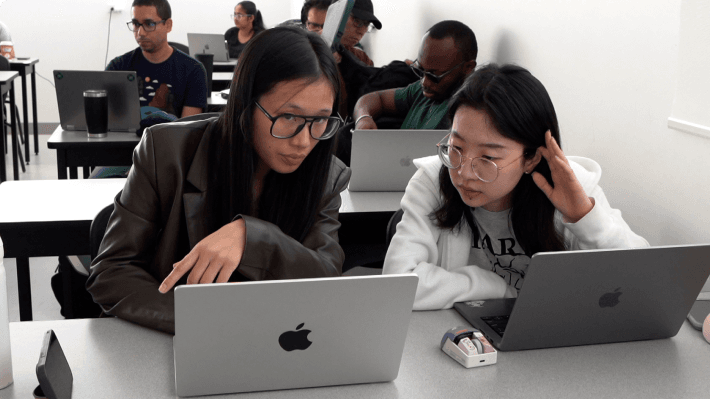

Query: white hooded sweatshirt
left=383, top=155, right=649, bottom=310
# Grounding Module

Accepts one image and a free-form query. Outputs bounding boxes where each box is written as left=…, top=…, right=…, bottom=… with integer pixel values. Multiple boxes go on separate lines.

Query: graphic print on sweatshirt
left=467, top=208, right=531, bottom=291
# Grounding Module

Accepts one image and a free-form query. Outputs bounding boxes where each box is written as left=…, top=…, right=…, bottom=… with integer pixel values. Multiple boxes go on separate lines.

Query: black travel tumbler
left=195, top=53, right=214, bottom=96
left=83, top=90, right=108, bottom=138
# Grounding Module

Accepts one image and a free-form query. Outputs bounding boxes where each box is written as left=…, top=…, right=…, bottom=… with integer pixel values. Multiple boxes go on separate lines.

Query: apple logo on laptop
left=598, top=287, right=622, bottom=308
left=204, top=44, right=210, bottom=50
left=400, top=157, right=412, bottom=167
left=278, top=323, right=312, bottom=351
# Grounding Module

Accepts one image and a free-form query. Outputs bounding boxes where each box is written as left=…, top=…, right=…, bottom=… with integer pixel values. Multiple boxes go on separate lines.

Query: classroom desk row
left=0, top=58, right=41, bottom=183
left=0, top=178, right=404, bottom=321
left=2, top=311, right=710, bottom=398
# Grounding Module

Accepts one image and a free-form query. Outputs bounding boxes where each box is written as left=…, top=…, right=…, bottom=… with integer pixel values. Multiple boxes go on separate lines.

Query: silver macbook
left=348, top=129, right=447, bottom=192
left=187, top=33, right=231, bottom=62
left=173, top=274, right=418, bottom=396
left=454, top=244, right=710, bottom=351
left=54, top=70, right=141, bottom=132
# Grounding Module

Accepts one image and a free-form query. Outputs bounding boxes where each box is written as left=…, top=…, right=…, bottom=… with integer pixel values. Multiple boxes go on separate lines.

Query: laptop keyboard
left=481, top=315, right=510, bottom=336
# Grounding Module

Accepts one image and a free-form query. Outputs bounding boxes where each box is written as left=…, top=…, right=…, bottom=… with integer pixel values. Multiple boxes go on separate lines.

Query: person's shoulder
left=326, top=155, right=352, bottom=191
left=145, top=116, right=218, bottom=146
left=567, top=156, right=602, bottom=191
left=225, top=27, right=239, bottom=38
left=413, top=155, right=443, bottom=181
left=107, top=47, right=142, bottom=70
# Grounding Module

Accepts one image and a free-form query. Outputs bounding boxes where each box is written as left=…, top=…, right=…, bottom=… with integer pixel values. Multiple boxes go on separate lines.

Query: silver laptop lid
left=321, top=0, right=354, bottom=50
left=498, top=244, right=710, bottom=350
left=348, top=129, right=447, bottom=192
left=54, top=70, right=141, bottom=132
left=173, top=274, right=418, bottom=397
left=187, top=33, right=230, bottom=62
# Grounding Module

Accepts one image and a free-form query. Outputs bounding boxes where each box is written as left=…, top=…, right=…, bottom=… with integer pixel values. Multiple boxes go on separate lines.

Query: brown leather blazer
left=86, top=117, right=351, bottom=334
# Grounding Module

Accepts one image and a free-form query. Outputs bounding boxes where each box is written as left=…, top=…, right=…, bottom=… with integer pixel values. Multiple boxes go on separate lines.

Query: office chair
left=49, top=203, right=113, bottom=319
left=169, top=41, right=190, bottom=55
left=385, top=208, right=404, bottom=247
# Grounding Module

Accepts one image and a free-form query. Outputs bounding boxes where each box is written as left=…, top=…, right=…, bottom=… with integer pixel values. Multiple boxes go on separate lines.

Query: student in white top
left=383, top=64, right=649, bottom=310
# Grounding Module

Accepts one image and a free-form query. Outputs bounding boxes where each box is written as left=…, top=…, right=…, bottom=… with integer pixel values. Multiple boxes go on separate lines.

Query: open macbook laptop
left=187, top=33, right=231, bottom=62
left=348, top=129, right=447, bottom=192
left=54, top=70, right=141, bottom=133
left=454, top=244, right=710, bottom=351
left=173, top=274, right=418, bottom=396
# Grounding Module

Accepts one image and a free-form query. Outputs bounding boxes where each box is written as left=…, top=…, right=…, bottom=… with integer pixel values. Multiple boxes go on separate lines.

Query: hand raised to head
left=531, top=130, right=594, bottom=223
left=159, top=218, right=247, bottom=293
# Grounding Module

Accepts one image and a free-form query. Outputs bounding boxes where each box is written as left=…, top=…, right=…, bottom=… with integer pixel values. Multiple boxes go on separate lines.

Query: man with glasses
left=278, top=0, right=332, bottom=34
left=336, top=0, right=381, bottom=66
left=106, top=0, right=207, bottom=120
left=352, top=20, right=477, bottom=130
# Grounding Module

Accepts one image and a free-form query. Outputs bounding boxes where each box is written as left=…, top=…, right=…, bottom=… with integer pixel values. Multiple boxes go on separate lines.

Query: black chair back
left=386, top=208, right=404, bottom=247
left=90, top=204, right=115, bottom=266
left=0, top=56, right=9, bottom=71
left=169, top=42, right=190, bottom=55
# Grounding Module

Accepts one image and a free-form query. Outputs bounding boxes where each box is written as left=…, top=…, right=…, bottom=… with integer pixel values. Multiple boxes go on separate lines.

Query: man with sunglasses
left=352, top=20, right=477, bottom=130
left=106, top=0, right=207, bottom=120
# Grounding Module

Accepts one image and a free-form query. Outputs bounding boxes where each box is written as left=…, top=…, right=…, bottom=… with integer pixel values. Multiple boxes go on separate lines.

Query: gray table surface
left=2, top=311, right=709, bottom=398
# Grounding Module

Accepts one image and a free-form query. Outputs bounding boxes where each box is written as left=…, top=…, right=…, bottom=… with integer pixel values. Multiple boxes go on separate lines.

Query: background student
left=107, top=0, right=207, bottom=121
left=383, top=64, right=648, bottom=309
left=87, top=27, right=350, bottom=334
left=225, top=1, right=266, bottom=59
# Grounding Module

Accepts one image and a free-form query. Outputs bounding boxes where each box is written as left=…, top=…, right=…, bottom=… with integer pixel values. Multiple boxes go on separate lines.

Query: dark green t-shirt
left=393, top=81, right=451, bottom=130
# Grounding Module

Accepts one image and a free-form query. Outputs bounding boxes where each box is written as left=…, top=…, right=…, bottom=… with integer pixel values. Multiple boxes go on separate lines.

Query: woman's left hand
left=159, top=218, right=247, bottom=293
left=531, top=130, right=594, bottom=223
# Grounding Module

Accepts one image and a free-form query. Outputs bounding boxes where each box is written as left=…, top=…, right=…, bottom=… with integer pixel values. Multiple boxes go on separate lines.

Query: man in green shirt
left=352, top=20, right=477, bottom=130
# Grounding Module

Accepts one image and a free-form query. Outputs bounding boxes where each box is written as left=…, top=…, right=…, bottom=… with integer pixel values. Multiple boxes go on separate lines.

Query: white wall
left=2, top=0, right=708, bottom=246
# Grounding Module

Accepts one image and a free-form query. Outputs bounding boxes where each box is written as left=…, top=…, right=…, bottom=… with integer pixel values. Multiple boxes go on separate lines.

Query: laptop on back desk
left=173, top=274, right=418, bottom=396
left=54, top=70, right=141, bottom=133
left=348, top=129, right=447, bottom=192
left=187, top=33, right=231, bottom=62
left=454, top=244, right=710, bottom=351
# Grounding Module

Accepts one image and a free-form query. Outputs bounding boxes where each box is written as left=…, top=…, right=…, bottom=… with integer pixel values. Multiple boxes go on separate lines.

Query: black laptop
left=455, top=244, right=710, bottom=351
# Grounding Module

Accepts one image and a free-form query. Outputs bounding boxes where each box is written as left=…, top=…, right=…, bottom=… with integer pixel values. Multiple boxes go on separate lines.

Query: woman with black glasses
left=383, top=64, right=648, bottom=310
left=225, top=1, right=266, bottom=59
left=87, top=27, right=348, bottom=334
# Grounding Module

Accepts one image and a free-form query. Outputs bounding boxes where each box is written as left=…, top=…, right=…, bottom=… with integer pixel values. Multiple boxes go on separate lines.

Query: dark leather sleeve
left=238, top=157, right=352, bottom=280
left=86, top=130, right=176, bottom=334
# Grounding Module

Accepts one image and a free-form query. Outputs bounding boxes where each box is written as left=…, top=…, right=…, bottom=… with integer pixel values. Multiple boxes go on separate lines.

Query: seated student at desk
left=336, top=21, right=476, bottom=165
left=225, top=1, right=266, bottom=59
left=383, top=64, right=648, bottom=309
left=352, top=20, right=477, bottom=131
left=107, top=0, right=207, bottom=121
left=87, top=27, right=349, bottom=334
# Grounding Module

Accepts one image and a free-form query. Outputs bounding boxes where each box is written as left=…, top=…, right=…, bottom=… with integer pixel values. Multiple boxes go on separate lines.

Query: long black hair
left=433, top=64, right=566, bottom=256
left=216, top=27, right=341, bottom=242
left=237, top=1, right=266, bottom=34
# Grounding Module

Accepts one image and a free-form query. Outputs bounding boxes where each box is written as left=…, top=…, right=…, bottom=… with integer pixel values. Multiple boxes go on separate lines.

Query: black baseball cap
left=351, top=0, right=382, bottom=30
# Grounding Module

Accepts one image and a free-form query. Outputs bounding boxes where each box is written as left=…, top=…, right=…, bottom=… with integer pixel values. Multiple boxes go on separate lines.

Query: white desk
left=3, top=312, right=709, bottom=398
left=0, top=179, right=126, bottom=320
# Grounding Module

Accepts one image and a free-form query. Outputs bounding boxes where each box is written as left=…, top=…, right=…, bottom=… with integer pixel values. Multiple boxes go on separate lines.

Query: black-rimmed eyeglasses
left=410, top=60, right=466, bottom=84
left=127, top=19, right=167, bottom=32
left=255, top=102, right=343, bottom=140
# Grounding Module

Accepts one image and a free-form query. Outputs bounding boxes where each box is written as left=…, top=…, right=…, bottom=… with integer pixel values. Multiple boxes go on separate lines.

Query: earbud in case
left=440, top=326, right=497, bottom=368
